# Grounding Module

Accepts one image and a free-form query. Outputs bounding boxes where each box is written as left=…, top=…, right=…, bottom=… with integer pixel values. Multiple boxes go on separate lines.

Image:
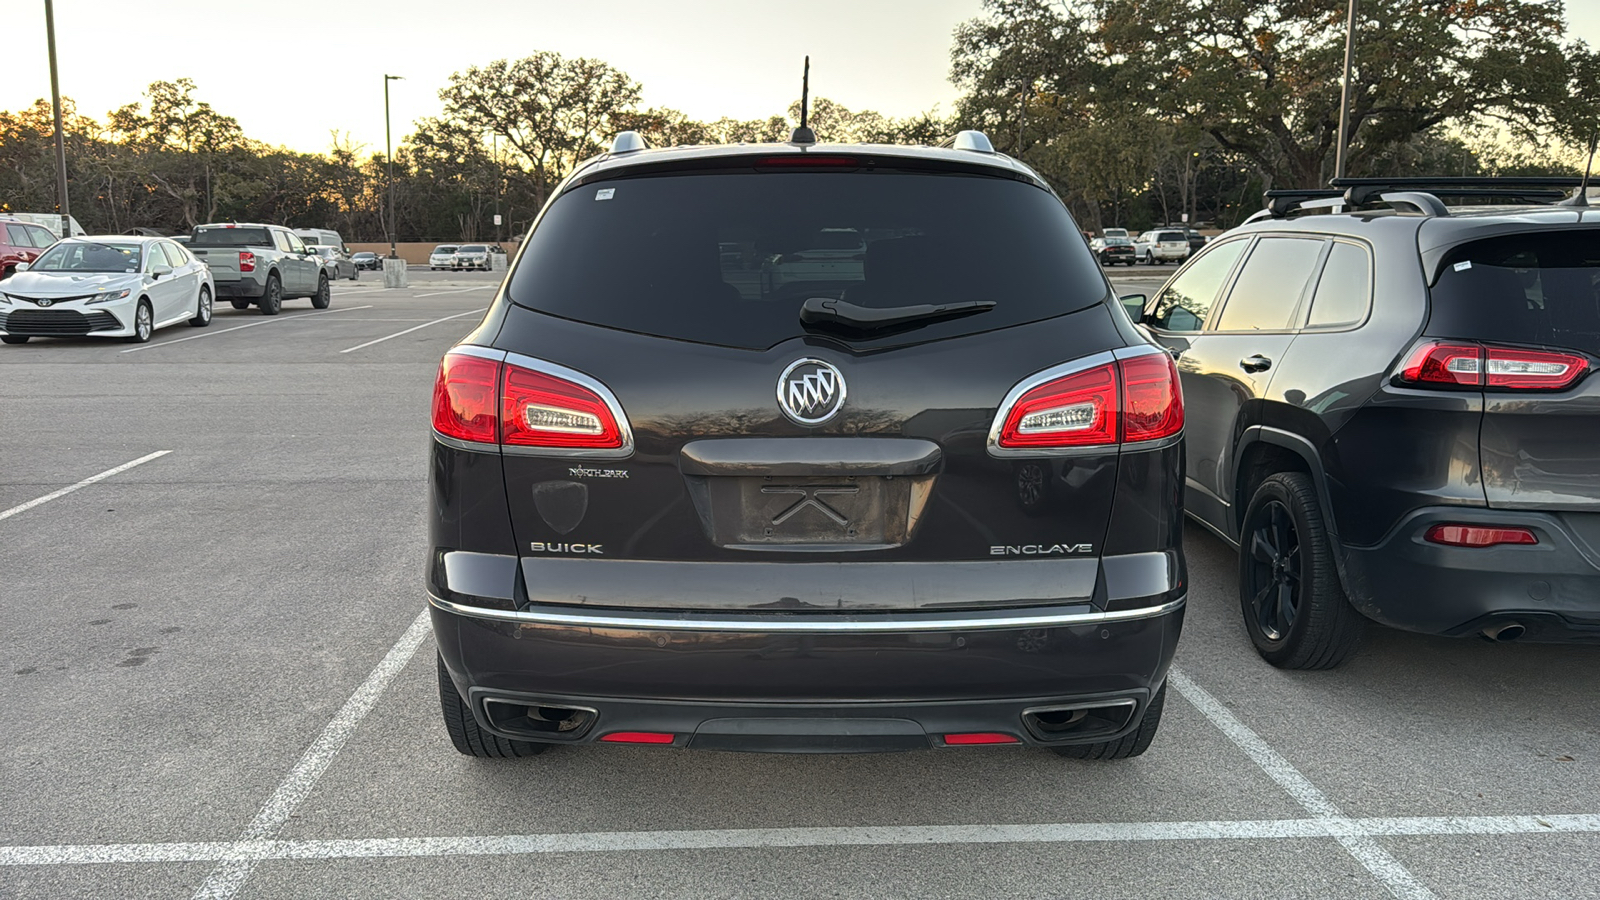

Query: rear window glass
left=507, top=171, right=1107, bottom=350
left=192, top=227, right=272, bottom=247
left=1430, top=230, right=1600, bottom=353
left=1156, top=232, right=1185, bottom=242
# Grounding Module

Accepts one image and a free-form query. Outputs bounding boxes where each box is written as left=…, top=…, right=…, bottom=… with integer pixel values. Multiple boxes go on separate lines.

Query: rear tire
left=189, top=286, right=212, bottom=327
left=1239, top=472, right=1362, bottom=669
left=230, top=299, right=251, bottom=310
left=1054, top=682, right=1166, bottom=760
left=259, top=275, right=282, bottom=315
left=437, top=655, right=548, bottom=758
left=1, top=335, right=29, bottom=344
left=311, top=275, right=331, bottom=309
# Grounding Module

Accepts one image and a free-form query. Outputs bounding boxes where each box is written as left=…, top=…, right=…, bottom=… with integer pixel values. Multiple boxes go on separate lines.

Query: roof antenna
left=1560, top=129, right=1597, bottom=207
left=790, top=56, right=816, bottom=144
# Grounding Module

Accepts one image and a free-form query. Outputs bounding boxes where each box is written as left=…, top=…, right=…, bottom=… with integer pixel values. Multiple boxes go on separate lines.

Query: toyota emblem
left=777, top=358, right=846, bottom=425
left=36, top=298, right=53, bottom=307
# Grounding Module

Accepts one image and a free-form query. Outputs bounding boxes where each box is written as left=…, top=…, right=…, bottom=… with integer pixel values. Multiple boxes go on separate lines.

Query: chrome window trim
left=434, top=346, right=636, bottom=460
left=429, top=592, right=1184, bottom=633
left=985, top=346, right=1178, bottom=458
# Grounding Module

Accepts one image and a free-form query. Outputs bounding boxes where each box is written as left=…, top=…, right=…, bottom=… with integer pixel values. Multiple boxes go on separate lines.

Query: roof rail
left=609, top=131, right=647, bottom=154
left=1255, top=175, right=1587, bottom=220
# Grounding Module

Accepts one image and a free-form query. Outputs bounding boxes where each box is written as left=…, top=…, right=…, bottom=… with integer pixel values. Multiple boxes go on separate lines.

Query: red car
left=0, top=217, right=60, bottom=279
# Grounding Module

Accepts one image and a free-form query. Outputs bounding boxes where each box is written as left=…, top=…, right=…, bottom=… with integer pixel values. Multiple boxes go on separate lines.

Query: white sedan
left=0, top=236, right=214, bottom=344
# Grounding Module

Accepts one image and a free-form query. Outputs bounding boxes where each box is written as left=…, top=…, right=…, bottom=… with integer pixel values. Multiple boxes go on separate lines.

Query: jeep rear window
left=507, top=171, right=1107, bottom=350
left=1429, top=230, right=1600, bottom=353
left=191, top=227, right=273, bottom=248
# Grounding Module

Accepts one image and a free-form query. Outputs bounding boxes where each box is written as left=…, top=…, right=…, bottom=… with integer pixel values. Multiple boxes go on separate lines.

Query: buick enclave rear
left=428, top=132, right=1186, bottom=758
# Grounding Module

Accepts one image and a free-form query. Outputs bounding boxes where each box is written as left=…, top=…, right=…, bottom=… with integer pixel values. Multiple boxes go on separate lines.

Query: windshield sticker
left=1454, top=261, right=1473, bottom=272
left=595, top=188, right=615, bottom=201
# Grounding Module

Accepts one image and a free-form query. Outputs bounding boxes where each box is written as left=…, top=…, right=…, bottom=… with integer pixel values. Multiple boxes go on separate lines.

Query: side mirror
left=151, top=264, right=173, bottom=279
left=1119, top=293, right=1147, bottom=322
left=15, top=262, right=29, bottom=272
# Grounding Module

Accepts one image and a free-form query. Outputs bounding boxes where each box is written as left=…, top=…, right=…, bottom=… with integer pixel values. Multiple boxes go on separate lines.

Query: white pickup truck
left=1133, top=229, right=1191, bottom=265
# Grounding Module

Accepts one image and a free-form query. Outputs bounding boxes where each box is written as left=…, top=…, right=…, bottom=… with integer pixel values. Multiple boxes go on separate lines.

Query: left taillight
left=432, top=350, right=629, bottom=453
left=432, top=353, right=500, bottom=444
left=995, top=351, right=1183, bottom=451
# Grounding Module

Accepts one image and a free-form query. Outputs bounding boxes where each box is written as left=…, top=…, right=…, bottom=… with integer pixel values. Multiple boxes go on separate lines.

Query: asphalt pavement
left=0, top=264, right=1595, bottom=899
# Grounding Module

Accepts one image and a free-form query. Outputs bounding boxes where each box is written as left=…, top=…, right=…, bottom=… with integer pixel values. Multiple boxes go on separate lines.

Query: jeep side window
left=1305, top=241, right=1373, bottom=328
left=1149, top=239, right=1248, bottom=332
left=1214, top=237, right=1327, bottom=332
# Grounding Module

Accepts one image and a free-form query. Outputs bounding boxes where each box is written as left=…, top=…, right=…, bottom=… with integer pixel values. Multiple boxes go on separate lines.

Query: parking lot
left=1, top=265, right=1595, bottom=899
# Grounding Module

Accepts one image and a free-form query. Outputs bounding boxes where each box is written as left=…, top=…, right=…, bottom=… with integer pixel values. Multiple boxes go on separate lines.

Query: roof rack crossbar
left=1330, top=176, right=1585, bottom=190
left=1370, top=191, right=1451, bottom=217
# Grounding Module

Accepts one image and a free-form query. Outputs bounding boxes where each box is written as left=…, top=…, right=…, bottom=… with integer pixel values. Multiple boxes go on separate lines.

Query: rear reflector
left=598, top=732, right=676, bottom=744
left=1424, top=524, right=1538, bottom=548
left=1396, top=340, right=1589, bottom=391
left=943, top=733, right=1021, bottom=745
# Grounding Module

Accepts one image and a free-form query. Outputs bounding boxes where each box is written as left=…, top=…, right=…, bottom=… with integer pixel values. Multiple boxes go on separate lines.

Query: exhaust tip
left=1481, top=622, right=1526, bottom=643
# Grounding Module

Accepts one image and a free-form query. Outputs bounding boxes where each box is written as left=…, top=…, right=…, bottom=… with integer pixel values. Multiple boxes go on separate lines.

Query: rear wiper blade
left=799, top=297, right=996, bottom=333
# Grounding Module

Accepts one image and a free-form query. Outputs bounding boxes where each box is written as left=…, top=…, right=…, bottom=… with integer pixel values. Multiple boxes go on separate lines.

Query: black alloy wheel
left=1245, top=500, right=1300, bottom=644
left=259, top=275, right=283, bottom=315
left=311, top=275, right=331, bottom=309
left=1238, top=472, right=1362, bottom=669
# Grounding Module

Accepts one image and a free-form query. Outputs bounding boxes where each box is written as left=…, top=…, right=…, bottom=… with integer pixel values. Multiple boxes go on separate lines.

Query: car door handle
left=1240, top=355, right=1272, bottom=373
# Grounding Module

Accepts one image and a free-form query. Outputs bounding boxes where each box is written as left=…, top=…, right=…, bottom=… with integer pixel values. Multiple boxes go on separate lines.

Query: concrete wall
left=346, top=241, right=521, bottom=267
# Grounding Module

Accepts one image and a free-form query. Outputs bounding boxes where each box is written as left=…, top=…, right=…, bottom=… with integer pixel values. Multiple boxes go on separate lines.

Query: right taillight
left=238, top=251, right=256, bottom=273
left=431, top=350, right=629, bottom=453
left=995, top=351, right=1183, bottom=451
left=1395, top=340, right=1589, bottom=391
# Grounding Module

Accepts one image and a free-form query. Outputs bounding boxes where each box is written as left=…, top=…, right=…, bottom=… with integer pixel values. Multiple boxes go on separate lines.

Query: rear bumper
left=430, top=594, right=1183, bottom=751
left=213, top=277, right=265, bottom=300
left=1342, top=507, right=1600, bottom=640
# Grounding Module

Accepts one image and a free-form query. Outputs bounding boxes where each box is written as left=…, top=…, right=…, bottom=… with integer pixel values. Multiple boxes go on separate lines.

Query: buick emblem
left=36, top=298, right=52, bottom=307
left=777, top=358, right=846, bottom=425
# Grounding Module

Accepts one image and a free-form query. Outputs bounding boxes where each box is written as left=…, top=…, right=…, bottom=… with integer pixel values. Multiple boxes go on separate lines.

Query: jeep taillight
left=431, top=350, right=630, bottom=453
left=1395, top=340, right=1588, bottom=391
left=995, top=351, right=1183, bottom=450
left=238, top=251, right=256, bottom=273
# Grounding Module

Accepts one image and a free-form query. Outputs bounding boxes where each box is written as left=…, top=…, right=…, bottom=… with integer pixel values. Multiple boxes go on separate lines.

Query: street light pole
left=384, top=74, right=403, bottom=258
left=1334, top=0, right=1359, bottom=181
left=43, top=0, right=71, bottom=238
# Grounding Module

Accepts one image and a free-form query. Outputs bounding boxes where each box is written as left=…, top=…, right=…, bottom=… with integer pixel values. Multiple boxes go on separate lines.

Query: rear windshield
left=1156, top=231, right=1185, bottom=242
left=507, top=171, right=1107, bottom=350
left=1430, top=230, right=1600, bottom=353
left=192, top=227, right=273, bottom=247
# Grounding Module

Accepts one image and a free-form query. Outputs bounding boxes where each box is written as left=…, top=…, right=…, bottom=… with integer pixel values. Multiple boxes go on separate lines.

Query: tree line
left=3, top=0, right=1595, bottom=240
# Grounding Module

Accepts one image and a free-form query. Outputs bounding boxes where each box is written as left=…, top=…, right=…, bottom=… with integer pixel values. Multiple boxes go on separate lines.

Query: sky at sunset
left=5, top=0, right=1600, bottom=156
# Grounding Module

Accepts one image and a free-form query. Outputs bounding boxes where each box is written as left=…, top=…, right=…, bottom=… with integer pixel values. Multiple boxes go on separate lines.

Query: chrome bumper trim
left=427, top=593, right=1185, bottom=633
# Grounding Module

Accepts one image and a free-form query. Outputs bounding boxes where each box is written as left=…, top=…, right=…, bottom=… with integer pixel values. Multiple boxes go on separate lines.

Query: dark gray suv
left=428, top=130, right=1187, bottom=758
left=1132, top=177, right=1600, bottom=668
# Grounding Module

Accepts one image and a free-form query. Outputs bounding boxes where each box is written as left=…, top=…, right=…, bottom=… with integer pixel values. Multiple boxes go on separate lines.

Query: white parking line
left=0, top=451, right=171, bottom=523
left=5, top=813, right=1599, bottom=867
left=188, top=610, right=432, bottom=900
left=1168, top=668, right=1437, bottom=900
left=120, top=306, right=375, bottom=353
left=338, top=309, right=487, bottom=353
left=412, top=286, right=495, bottom=298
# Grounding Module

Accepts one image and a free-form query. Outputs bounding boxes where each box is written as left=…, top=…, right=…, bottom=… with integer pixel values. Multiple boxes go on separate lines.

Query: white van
left=9, top=213, right=86, bottom=239
left=293, top=228, right=346, bottom=252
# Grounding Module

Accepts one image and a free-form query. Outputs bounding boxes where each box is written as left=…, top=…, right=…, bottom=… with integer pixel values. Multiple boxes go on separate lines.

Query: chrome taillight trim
left=984, top=345, right=1178, bottom=458
left=428, top=592, right=1185, bottom=633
